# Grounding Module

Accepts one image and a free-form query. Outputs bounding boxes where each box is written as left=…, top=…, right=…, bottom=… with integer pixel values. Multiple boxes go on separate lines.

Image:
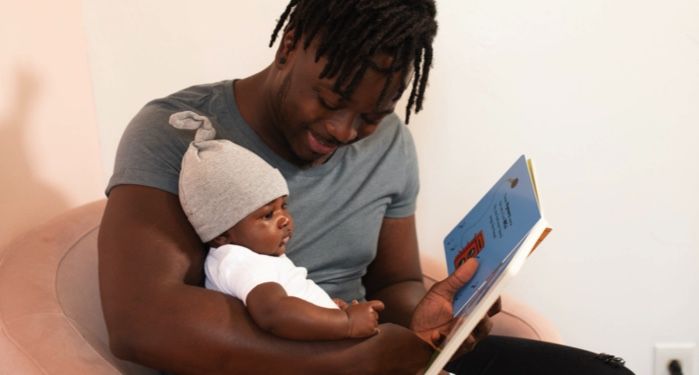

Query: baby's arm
left=246, top=282, right=384, bottom=340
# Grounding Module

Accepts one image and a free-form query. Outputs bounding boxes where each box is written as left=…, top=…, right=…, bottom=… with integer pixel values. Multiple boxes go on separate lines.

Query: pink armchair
left=0, top=200, right=561, bottom=374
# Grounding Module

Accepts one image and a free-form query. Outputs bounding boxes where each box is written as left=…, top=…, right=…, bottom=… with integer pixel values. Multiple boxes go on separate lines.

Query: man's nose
left=325, top=111, right=360, bottom=144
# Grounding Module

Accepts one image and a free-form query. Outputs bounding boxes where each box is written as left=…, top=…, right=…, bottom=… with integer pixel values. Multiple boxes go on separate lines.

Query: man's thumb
left=437, top=258, right=479, bottom=298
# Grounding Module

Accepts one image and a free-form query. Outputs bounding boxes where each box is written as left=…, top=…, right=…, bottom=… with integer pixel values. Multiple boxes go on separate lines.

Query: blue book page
left=443, top=155, right=542, bottom=315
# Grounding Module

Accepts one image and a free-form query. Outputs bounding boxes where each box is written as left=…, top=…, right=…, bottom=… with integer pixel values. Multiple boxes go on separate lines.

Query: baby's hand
left=344, top=300, right=384, bottom=338
left=333, top=298, right=349, bottom=310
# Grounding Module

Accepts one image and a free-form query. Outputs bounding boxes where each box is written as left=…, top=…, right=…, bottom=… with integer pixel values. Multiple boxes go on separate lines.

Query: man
left=99, top=1, right=634, bottom=374
left=100, top=1, right=468, bottom=373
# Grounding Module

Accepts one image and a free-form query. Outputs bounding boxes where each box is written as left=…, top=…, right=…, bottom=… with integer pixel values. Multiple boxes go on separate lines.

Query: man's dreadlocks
left=269, top=0, right=437, bottom=123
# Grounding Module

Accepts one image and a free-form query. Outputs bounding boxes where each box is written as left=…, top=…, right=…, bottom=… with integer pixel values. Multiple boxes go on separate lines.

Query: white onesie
left=204, top=244, right=338, bottom=309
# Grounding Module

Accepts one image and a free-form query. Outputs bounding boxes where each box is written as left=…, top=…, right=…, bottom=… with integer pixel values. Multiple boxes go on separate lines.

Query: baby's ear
left=208, top=234, right=229, bottom=248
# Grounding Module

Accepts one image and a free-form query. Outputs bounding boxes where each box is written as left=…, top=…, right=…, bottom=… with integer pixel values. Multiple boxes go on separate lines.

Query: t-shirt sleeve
left=384, top=121, right=420, bottom=218
left=204, top=245, right=284, bottom=305
left=105, top=102, right=191, bottom=196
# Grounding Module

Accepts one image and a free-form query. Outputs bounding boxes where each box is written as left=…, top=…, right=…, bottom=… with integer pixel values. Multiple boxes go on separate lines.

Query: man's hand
left=343, top=300, right=385, bottom=337
left=409, top=258, right=500, bottom=352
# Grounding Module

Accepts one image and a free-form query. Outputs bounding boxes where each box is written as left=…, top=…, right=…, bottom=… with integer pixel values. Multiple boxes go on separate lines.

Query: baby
left=169, top=111, right=384, bottom=340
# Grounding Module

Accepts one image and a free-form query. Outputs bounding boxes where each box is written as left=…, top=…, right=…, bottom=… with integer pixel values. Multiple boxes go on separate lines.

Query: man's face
left=270, top=38, right=408, bottom=167
left=225, top=196, right=294, bottom=257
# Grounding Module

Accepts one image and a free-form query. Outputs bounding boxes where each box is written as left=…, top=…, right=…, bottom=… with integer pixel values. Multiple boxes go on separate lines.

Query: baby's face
left=225, top=196, right=294, bottom=256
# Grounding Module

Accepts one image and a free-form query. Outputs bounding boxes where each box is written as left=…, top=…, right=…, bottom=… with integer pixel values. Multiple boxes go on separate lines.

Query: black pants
left=446, top=336, right=635, bottom=375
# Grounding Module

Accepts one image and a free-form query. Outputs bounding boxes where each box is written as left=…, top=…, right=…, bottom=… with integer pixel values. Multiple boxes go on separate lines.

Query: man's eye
left=318, top=96, right=340, bottom=110
left=361, top=114, right=382, bottom=124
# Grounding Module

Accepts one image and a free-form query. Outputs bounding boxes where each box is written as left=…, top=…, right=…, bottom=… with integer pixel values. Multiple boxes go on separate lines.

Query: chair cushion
left=0, top=200, right=156, bottom=375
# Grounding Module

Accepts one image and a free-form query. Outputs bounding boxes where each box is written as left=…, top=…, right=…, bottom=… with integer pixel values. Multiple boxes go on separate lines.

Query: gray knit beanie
left=169, top=111, right=289, bottom=243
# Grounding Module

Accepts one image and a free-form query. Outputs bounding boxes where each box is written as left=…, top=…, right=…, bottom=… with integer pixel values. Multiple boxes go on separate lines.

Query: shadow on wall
left=0, top=67, right=69, bottom=247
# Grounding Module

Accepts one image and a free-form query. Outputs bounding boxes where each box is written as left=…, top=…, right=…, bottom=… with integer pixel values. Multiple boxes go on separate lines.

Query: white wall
left=0, top=0, right=104, bottom=248
left=84, top=1, right=699, bottom=373
left=83, top=0, right=286, bottom=175
left=412, top=2, right=699, bottom=374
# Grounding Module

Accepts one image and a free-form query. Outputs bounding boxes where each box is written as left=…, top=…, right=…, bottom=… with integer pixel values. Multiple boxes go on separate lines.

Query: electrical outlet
left=654, top=342, right=695, bottom=375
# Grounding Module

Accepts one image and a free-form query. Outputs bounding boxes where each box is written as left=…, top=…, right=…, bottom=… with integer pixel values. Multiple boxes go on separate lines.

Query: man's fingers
left=473, top=317, right=494, bottom=341
left=463, top=334, right=476, bottom=351
left=487, top=296, right=502, bottom=317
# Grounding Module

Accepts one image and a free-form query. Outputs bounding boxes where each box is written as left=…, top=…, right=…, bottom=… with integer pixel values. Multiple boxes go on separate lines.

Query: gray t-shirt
left=107, top=80, right=419, bottom=301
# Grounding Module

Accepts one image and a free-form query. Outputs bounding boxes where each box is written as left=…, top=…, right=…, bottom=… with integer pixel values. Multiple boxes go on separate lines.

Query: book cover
left=444, top=155, right=542, bottom=316
left=424, top=155, right=550, bottom=375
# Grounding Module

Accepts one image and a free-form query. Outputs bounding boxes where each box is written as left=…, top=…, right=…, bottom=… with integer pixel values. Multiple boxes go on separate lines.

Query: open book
left=424, top=155, right=552, bottom=375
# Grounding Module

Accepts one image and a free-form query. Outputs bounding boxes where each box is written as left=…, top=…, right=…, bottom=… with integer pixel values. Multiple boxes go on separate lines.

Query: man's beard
left=274, top=72, right=293, bottom=132
left=272, top=72, right=308, bottom=165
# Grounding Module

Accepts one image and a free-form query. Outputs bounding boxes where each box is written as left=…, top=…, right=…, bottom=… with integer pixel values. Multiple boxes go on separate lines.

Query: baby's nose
left=277, top=216, right=290, bottom=228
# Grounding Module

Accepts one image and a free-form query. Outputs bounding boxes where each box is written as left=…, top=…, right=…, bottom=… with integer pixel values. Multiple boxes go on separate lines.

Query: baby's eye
left=263, top=211, right=274, bottom=220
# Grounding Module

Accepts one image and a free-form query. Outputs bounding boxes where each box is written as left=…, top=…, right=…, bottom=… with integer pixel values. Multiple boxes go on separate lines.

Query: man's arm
left=363, top=215, right=426, bottom=327
left=364, top=215, right=500, bottom=353
left=99, top=185, right=431, bottom=374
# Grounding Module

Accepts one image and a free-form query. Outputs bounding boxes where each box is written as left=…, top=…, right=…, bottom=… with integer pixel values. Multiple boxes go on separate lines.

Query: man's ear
left=274, top=30, right=297, bottom=68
